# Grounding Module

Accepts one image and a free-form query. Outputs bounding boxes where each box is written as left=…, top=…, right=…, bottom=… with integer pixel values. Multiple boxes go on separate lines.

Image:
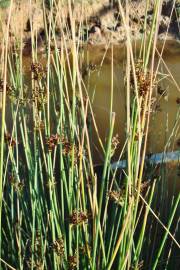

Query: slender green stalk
left=92, top=113, right=115, bottom=269
left=152, top=192, right=180, bottom=270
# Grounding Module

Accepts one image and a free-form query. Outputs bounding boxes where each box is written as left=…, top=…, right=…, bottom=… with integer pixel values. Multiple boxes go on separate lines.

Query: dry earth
left=0, top=0, right=180, bottom=54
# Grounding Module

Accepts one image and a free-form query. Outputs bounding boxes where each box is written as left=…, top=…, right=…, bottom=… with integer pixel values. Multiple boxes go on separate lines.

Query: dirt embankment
left=0, top=0, right=180, bottom=54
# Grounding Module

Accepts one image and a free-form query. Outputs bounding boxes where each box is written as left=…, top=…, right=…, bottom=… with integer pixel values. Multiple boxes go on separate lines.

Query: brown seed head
left=4, top=132, right=16, bottom=147
left=176, top=97, right=180, bottom=104
left=69, top=210, right=88, bottom=226
left=50, top=238, right=64, bottom=257
left=68, top=255, right=77, bottom=270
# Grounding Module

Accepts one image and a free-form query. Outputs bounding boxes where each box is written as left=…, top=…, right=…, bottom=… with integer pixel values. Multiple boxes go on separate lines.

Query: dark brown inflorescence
left=108, top=190, right=125, bottom=206
left=4, top=132, right=16, bottom=147
left=130, top=60, right=156, bottom=98
left=31, top=62, right=46, bottom=81
left=61, top=139, right=79, bottom=163
left=0, top=79, right=15, bottom=97
left=9, top=174, right=25, bottom=194
left=32, top=85, right=47, bottom=111
left=68, top=255, right=78, bottom=270
left=69, top=209, right=88, bottom=226
left=176, top=97, right=180, bottom=104
left=50, top=238, right=65, bottom=257
left=46, top=134, right=60, bottom=151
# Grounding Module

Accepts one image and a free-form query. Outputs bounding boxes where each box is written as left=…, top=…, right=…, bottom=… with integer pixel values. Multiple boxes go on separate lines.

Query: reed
left=0, top=0, right=179, bottom=269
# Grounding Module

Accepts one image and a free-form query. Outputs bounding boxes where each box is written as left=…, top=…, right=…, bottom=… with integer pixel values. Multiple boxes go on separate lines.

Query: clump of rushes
left=69, top=209, right=88, bottom=226
left=1, top=1, right=179, bottom=270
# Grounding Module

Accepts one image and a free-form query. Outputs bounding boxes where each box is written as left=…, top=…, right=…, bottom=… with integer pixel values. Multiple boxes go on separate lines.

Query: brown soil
left=0, top=0, right=180, bottom=54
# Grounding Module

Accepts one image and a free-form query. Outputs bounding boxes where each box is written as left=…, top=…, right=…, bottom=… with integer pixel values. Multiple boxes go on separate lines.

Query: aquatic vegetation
left=0, top=1, right=179, bottom=270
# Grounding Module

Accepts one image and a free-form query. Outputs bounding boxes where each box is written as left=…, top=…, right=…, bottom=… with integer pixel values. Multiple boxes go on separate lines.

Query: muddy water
left=82, top=43, right=180, bottom=162
left=83, top=42, right=180, bottom=200
left=1, top=41, right=180, bottom=190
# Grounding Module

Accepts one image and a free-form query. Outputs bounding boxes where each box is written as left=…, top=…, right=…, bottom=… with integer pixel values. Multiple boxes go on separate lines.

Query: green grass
left=0, top=0, right=179, bottom=269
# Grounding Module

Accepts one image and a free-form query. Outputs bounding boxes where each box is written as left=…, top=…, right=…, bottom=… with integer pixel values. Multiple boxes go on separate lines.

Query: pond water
left=0, top=40, right=180, bottom=193
left=81, top=42, right=180, bottom=161
left=82, top=41, right=180, bottom=194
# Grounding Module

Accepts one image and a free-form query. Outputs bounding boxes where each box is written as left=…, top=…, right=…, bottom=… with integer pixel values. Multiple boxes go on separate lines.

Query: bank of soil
left=0, top=0, right=180, bottom=54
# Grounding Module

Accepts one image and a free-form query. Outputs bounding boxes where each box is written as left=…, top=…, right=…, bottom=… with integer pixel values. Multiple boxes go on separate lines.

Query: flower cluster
left=0, top=79, right=15, bottom=97
left=31, top=62, right=46, bottom=81
left=108, top=190, right=125, bottom=206
left=68, top=255, right=78, bottom=270
left=69, top=209, right=88, bottom=226
left=130, top=60, right=156, bottom=98
left=46, top=134, right=60, bottom=151
left=50, top=238, right=64, bottom=257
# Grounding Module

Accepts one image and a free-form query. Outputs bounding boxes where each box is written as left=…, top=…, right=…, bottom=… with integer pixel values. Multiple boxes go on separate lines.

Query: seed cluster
left=0, top=79, right=12, bottom=93
left=0, top=79, right=15, bottom=97
left=130, top=60, right=156, bottom=98
left=34, top=118, right=45, bottom=131
left=81, top=63, right=98, bottom=78
left=31, top=62, right=46, bottom=81
left=69, top=210, right=88, bottom=226
left=68, top=255, right=78, bottom=270
left=140, top=180, right=151, bottom=192
left=108, top=190, right=125, bottom=206
left=5, top=132, right=16, bottom=147
left=9, top=175, right=25, bottom=193
left=46, top=134, right=60, bottom=151
left=176, top=97, right=180, bottom=104
left=50, top=238, right=64, bottom=257
left=62, top=140, right=79, bottom=162
left=32, top=86, right=47, bottom=111
left=26, top=258, right=43, bottom=270
left=25, top=230, right=43, bottom=270
left=111, top=134, right=120, bottom=156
